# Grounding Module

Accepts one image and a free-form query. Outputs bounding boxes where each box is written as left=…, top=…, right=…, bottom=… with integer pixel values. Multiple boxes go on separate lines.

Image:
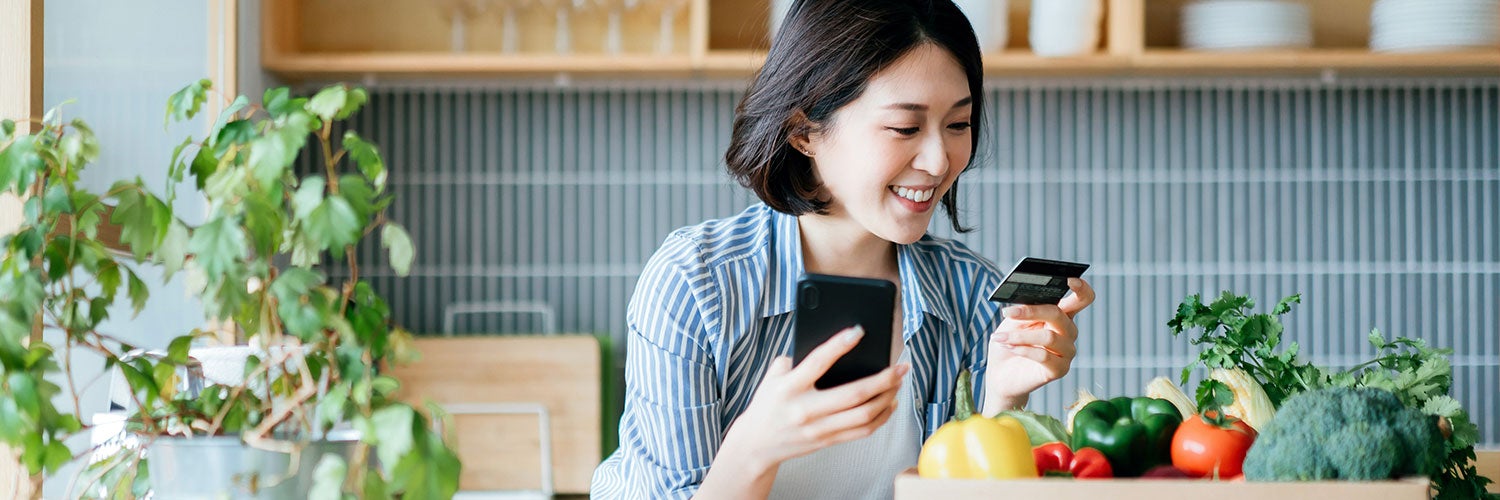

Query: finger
left=1001, top=305, right=1078, bottom=342
left=993, top=328, right=1075, bottom=358
left=807, top=363, right=908, bottom=417
left=788, top=326, right=865, bottom=388
left=1058, top=278, right=1096, bottom=319
left=996, top=343, right=1054, bottom=364
left=1001, top=304, right=1067, bottom=325
left=805, top=386, right=901, bottom=446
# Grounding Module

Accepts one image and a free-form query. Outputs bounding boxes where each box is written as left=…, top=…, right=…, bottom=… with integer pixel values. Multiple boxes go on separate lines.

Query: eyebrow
left=883, top=96, right=974, bottom=111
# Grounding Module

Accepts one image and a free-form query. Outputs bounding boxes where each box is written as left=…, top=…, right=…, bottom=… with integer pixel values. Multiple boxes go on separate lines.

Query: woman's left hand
left=984, top=278, right=1095, bottom=412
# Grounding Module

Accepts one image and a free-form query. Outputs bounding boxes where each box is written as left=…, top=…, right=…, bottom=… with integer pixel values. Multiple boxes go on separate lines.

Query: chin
left=878, top=226, right=928, bottom=245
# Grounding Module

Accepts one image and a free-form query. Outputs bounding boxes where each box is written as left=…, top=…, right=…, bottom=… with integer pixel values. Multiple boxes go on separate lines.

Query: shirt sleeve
left=965, top=264, right=1005, bottom=414
left=591, top=235, right=723, bottom=499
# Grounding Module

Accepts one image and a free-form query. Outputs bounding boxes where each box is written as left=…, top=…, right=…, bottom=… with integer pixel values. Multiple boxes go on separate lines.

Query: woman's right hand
left=719, top=326, right=910, bottom=471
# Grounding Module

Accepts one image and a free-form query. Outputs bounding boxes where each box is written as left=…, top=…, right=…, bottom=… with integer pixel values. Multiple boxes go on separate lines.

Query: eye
left=887, top=127, right=920, bottom=136
left=948, top=122, right=972, bottom=132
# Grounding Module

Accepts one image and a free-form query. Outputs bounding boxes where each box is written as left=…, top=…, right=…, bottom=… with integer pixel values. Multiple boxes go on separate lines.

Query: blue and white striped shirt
left=591, top=203, right=1006, bottom=499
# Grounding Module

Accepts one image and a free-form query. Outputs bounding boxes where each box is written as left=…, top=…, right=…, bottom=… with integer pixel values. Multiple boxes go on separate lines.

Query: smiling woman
left=589, top=1, right=1096, bottom=499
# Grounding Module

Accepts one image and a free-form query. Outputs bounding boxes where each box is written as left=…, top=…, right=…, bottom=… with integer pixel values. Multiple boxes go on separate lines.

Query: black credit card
left=988, top=257, right=1090, bottom=305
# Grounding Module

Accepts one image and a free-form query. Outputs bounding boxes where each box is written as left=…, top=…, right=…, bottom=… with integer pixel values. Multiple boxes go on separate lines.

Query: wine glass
left=535, top=0, right=592, bottom=53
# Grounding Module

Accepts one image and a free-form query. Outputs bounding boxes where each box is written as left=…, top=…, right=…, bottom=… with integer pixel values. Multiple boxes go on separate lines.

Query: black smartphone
left=792, top=273, right=897, bottom=389
left=988, top=257, right=1090, bottom=305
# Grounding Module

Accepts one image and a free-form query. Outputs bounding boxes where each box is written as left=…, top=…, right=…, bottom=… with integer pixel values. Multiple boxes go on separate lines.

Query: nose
left=911, top=132, right=950, bottom=178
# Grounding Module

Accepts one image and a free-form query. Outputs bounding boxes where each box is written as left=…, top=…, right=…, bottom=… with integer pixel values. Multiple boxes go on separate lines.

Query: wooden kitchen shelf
left=263, top=0, right=1500, bottom=80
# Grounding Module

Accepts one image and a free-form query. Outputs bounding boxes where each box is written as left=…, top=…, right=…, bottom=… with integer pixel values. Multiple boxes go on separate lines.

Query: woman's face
left=800, top=42, right=973, bottom=245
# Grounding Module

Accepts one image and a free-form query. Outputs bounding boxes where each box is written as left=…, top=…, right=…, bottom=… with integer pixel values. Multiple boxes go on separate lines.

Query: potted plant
left=0, top=79, right=462, bottom=499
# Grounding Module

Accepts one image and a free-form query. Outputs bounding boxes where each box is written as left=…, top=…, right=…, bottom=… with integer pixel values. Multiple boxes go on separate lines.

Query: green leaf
left=382, top=224, right=415, bottom=276
left=338, top=174, right=375, bottom=220
left=1, top=119, right=13, bottom=137
left=308, top=454, right=348, bottom=500
left=110, top=188, right=171, bottom=259
left=292, top=176, right=326, bottom=221
left=307, top=196, right=362, bottom=251
left=1195, top=378, right=1234, bottom=413
left=337, top=87, right=368, bottom=120
left=371, top=375, right=400, bottom=398
left=1271, top=294, right=1301, bottom=316
left=157, top=221, right=189, bottom=281
left=43, top=184, right=72, bottom=214
left=372, top=406, right=415, bottom=472
left=69, top=119, right=100, bottom=165
left=209, top=95, right=250, bottom=146
left=243, top=192, right=284, bottom=257
left=342, top=131, right=387, bottom=191
left=270, top=268, right=323, bottom=303
left=126, top=268, right=148, bottom=315
left=8, top=373, right=39, bottom=417
left=165, top=78, right=213, bottom=126
left=317, top=383, right=350, bottom=429
left=264, top=87, right=306, bottom=119
left=248, top=133, right=291, bottom=190
left=190, top=145, right=219, bottom=191
left=306, top=85, right=348, bottom=121
left=43, top=440, right=71, bottom=474
left=0, top=135, right=45, bottom=193
left=166, top=335, right=192, bottom=364
left=0, top=399, right=21, bottom=443
left=362, top=473, right=389, bottom=499
left=214, top=120, right=256, bottom=154
left=1422, top=395, right=1464, bottom=418
left=187, top=215, right=248, bottom=279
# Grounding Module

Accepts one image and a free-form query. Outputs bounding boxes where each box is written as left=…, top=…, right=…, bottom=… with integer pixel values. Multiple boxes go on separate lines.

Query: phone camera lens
left=800, top=284, right=820, bottom=309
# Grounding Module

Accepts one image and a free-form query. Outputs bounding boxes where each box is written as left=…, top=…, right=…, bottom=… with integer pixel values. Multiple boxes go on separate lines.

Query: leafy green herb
left=1170, top=292, right=1496, bottom=499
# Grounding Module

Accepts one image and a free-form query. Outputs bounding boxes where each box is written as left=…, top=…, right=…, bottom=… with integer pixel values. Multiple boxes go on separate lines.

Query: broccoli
left=1243, top=386, right=1446, bottom=482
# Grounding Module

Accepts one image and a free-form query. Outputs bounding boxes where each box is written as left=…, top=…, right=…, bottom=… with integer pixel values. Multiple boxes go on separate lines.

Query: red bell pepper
left=1032, top=443, right=1114, bottom=479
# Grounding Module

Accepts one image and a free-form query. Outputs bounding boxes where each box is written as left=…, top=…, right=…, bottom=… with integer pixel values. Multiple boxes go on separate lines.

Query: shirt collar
left=760, top=208, right=957, bottom=333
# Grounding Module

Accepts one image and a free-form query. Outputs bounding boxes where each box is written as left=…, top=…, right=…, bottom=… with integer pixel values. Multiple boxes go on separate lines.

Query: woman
left=591, top=0, right=1094, bottom=498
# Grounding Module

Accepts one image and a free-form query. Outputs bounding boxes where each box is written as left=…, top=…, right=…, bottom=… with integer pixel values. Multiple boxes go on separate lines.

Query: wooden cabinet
left=262, top=0, right=1500, bottom=79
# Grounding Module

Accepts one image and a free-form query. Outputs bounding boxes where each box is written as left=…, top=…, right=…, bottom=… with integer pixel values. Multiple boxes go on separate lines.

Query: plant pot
left=146, top=432, right=362, bottom=499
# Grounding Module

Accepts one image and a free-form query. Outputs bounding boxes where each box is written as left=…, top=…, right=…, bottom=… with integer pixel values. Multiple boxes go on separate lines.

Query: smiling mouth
left=890, top=186, right=935, bottom=203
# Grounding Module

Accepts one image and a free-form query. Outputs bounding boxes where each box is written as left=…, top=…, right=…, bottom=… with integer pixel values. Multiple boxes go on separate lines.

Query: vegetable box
left=893, top=470, right=1433, bottom=500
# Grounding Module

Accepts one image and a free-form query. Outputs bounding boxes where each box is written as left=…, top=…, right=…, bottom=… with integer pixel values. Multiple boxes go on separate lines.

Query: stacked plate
left=1181, top=0, right=1313, bottom=51
left=1371, top=0, right=1500, bottom=53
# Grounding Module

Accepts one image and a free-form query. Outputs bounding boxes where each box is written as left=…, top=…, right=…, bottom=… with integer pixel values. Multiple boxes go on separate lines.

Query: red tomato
left=1170, top=412, right=1257, bottom=478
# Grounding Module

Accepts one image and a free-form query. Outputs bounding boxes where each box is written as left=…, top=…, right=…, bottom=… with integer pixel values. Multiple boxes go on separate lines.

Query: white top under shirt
left=768, top=351, right=922, bottom=500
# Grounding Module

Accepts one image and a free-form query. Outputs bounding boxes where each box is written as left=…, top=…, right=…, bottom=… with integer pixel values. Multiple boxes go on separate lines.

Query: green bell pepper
left=1070, top=396, right=1183, bottom=477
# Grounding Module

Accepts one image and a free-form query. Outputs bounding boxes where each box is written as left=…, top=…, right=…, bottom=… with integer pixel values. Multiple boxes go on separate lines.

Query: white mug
left=1030, top=0, right=1103, bottom=57
left=954, top=0, right=1011, bottom=53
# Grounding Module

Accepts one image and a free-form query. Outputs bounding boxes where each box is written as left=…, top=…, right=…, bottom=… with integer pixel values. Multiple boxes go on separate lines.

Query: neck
left=797, top=214, right=898, bottom=279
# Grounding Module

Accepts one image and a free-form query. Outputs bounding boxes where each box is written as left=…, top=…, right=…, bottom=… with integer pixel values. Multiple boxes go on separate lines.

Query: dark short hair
left=725, top=0, right=983, bottom=233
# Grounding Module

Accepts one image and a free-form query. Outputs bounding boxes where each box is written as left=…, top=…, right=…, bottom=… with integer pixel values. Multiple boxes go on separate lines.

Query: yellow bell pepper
left=917, top=415, right=1038, bottom=479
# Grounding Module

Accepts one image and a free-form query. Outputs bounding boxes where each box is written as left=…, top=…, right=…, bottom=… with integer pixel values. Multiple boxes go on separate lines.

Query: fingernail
left=1003, top=306, right=1026, bottom=317
left=897, top=364, right=911, bottom=376
left=841, top=326, right=865, bottom=344
left=992, top=332, right=1009, bottom=343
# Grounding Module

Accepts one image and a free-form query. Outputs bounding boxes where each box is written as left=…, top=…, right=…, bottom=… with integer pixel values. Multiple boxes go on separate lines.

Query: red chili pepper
left=1031, top=443, right=1114, bottom=479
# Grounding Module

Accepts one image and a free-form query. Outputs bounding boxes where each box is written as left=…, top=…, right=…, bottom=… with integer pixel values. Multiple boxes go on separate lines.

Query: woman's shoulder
left=653, top=204, right=777, bottom=266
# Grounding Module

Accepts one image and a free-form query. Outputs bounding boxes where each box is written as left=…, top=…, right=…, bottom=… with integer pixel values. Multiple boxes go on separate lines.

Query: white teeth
left=891, top=186, right=934, bottom=203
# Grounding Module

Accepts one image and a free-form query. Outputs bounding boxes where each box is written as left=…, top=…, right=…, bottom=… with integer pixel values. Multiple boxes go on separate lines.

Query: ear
left=786, top=109, right=816, bottom=157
